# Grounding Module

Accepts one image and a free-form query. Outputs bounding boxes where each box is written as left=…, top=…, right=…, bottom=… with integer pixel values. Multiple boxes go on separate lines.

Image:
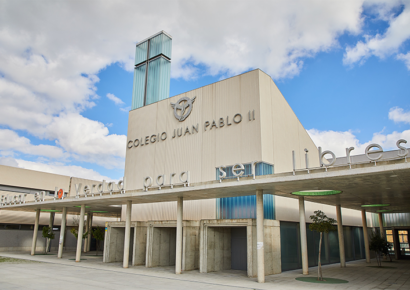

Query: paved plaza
left=0, top=252, right=409, bottom=289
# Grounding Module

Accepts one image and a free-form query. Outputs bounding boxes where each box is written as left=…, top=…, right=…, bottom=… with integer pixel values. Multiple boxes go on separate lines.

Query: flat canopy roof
left=2, top=158, right=409, bottom=215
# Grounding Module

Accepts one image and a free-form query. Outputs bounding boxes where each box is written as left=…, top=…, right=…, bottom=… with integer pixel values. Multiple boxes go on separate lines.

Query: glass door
left=386, top=230, right=394, bottom=255
left=398, top=230, right=409, bottom=256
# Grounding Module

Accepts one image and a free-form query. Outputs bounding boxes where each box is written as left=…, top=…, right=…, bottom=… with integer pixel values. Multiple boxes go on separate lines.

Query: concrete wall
left=125, top=70, right=262, bottom=191
left=200, top=219, right=281, bottom=277
left=122, top=70, right=324, bottom=223
left=0, top=165, right=70, bottom=192
left=145, top=221, right=199, bottom=270
left=133, top=223, right=148, bottom=266
left=148, top=227, right=176, bottom=267
left=0, top=227, right=77, bottom=252
left=258, top=70, right=320, bottom=173
left=182, top=222, right=200, bottom=271
left=126, top=199, right=216, bottom=222
left=104, top=226, right=125, bottom=263
left=206, top=227, right=231, bottom=272
left=103, top=221, right=147, bottom=265
left=263, top=220, right=281, bottom=275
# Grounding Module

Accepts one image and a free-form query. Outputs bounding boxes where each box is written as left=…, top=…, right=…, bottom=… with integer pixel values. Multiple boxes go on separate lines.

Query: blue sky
left=0, top=1, right=409, bottom=181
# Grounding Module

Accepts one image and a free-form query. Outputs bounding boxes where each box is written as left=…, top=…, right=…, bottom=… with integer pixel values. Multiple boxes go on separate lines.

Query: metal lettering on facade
left=128, top=110, right=256, bottom=149
left=143, top=171, right=190, bottom=191
left=0, top=180, right=125, bottom=207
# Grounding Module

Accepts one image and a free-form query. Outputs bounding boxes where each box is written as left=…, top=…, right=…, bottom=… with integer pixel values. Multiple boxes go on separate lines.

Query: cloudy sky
left=0, top=0, right=409, bottom=181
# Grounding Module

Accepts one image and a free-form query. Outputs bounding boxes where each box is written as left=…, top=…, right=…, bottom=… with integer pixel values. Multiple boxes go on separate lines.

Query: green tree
left=92, top=227, right=104, bottom=255
left=369, top=232, right=391, bottom=267
left=70, top=228, right=88, bottom=241
left=309, top=210, right=336, bottom=281
left=42, top=226, right=55, bottom=254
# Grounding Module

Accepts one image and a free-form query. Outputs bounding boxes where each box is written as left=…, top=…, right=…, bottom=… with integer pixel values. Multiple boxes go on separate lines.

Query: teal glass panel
left=328, top=231, right=340, bottom=263
left=343, top=226, right=354, bottom=261
left=353, top=227, right=365, bottom=259
left=216, top=162, right=274, bottom=220
left=131, top=64, right=146, bottom=110
left=149, top=33, right=172, bottom=59
left=306, top=226, right=340, bottom=267
left=281, top=222, right=365, bottom=272
left=135, top=41, right=148, bottom=65
left=280, top=222, right=301, bottom=271
left=145, top=57, right=171, bottom=106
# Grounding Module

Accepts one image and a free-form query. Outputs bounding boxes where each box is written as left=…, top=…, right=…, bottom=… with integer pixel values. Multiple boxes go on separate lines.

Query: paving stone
left=1, top=252, right=410, bottom=289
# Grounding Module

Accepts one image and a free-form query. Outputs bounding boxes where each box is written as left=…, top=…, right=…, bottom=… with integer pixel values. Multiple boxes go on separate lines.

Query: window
left=386, top=230, right=393, bottom=243
left=399, top=230, right=409, bottom=256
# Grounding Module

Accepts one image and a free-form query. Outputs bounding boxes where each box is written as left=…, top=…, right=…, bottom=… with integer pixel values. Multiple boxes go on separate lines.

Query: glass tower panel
left=131, top=31, right=172, bottom=110
left=145, top=57, right=171, bottom=106
left=135, top=41, right=148, bottom=65
left=149, top=33, right=172, bottom=59
left=132, top=64, right=146, bottom=110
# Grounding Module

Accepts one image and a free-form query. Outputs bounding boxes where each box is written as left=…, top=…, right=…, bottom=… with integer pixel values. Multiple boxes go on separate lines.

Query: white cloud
left=44, top=113, right=126, bottom=169
left=106, top=93, right=124, bottom=105
left=0, top=156, right=18, bottom=167
left=0, top=129, right=66, bottom=159
left=307, top=128, right=410, bottom=157
left=396, top=52, right=410, bottom=69
left=344, top=1, right=410, bottom=68
left=0, top=78, right=126, bottom=169
left=389, top=107, right=410, bottom=124
left=0, top=1, right=366, bottom=86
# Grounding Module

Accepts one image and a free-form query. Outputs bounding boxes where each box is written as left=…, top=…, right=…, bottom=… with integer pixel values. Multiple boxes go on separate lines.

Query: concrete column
left=299, top=196, right=308, bottom=274
left=361, top=209, right=370, bottom=263
left=46, top=212, right=55, bottom=252
left=378, top=213, right=385, bottom=238
left=123, top=200, right=132, bottom=268
left=256, top=189, right=265, bottom=283
left=31, top=209, right=40, bottom=255
left=58, top=207, right=67, bottom=258
left=84, top=213, right=90, bottom=253
left=87, top=213, right=93, bottom=252
left=336, top=205, right=346, bottom=267
left=393, top=228, right=400, bottom=260
left=175, top=197, right=183, bottom=274
left=75, top=205, right=85, bottom=262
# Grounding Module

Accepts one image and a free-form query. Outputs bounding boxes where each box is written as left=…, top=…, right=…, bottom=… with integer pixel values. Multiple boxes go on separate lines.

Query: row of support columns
left=31, top=205, right=94, bottom=260
left=118, top=193, right=267, bottom=282
left=297, top=198, right=374, bottom=275
left=29, top=196, right=385, bottom=283
left=29, top=195, right=267, bottom=283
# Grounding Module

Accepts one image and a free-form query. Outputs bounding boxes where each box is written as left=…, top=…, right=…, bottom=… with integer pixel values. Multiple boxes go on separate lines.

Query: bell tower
left=131, top=31, right=172, bottom=110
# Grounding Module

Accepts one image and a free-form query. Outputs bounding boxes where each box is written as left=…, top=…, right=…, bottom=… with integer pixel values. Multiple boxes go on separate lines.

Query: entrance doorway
left=231, top=227, right=247, bottom=270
